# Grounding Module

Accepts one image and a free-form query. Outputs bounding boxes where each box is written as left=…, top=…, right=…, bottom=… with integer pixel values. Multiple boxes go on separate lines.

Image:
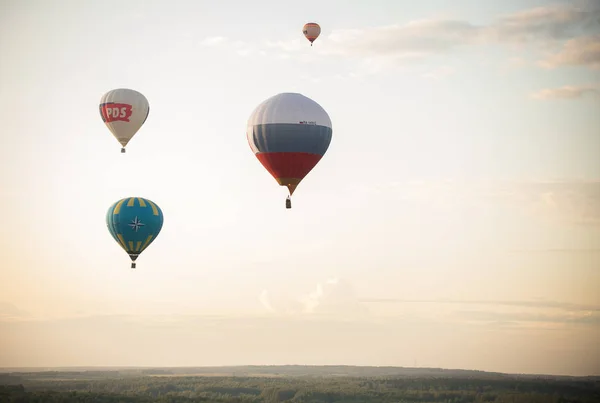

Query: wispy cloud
left=457, top=310, right=600, bottom=327
left=254, top=276, right=600, bottom=331
left=1, top=297, right=598, bottom=372
left=323, top=20, right=479, bottom=60
left=531, top=84, right=600, bottom=100
left=510, top=247, right=600, bottom=253
left=200, top=4, right=600, bottom=74
left=421, top=65, right=455, bottom=80
left=359, top=298, right=600, bottom=313
left=0, top=302, right=30, bottom=321
left=298, top=278, right=369, bottom=317
left=485, top=5, right=599, bottom=44
left=200, top=36, right=228, bottom=47
left=258, top=290, right=275, bottom=313
left=258, top=278, right=370, bottom=318
left=199, top=36, right=261, bottom=57
left=360, top=179, right=600, bottom=227
left=358, top=298, right=600, bottom=330
left=539, top=35, right=600, bottom=69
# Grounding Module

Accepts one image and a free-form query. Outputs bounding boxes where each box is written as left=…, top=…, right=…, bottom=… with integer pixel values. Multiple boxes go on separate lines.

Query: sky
left=0, top=0, right=599, bottom=376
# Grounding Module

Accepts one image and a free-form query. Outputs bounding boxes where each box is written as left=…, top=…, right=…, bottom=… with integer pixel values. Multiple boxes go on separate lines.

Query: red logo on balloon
left=100, top=103, right=133, bottom=123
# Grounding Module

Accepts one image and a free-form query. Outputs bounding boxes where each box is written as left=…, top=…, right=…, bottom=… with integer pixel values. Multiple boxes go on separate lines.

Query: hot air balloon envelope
left=302, top=22, right=321, bottom=45
left=106, top=197, right=164, bottom=268
left=99, top=88, right=150, bottom=152
left=246, top=92, right=332, bottom=197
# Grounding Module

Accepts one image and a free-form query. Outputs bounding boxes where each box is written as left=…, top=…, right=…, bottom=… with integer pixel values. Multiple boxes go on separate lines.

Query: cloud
left=258, top=290, right=274, bottom=312
left=257, top=290, right=304, bottom=315
left=540, top=35, right=600, bottom=69
left=531, top=84, right=600, bottom=100
left=2, top=300, right=598, bottom=373
left=265, top=39, right=307, bottom=53
left=200, top=36, right=228, bottom=47
left=257, top=278, right=600, bottom=331
left=363, top=179, right=600, bottom=227
left=421, top=65, right=455, bottom=80
left=324, top=4, right=600, bottom=62
left=521, top=180, right=600, bottom=226
left=299, top=278, right=369, bottom=317
left=199, top=36, right=258, bottom=57
left=359, top=298, right=600, bottom=313
left=0, top=302, right=30, bottom=320
left=258, top=278, right=370, bottom=318
left=258, top=19, right=480, bottom=76
left=485, top=5, right=599, bottom=44
left=358, top=298, right=600, bottom=330
left=505, top=56, right=528, bottom=69
left=510, top=248, right=600, bottom=253
left=200, top=4, right=599, bottom=74
left=2, top=304, right=598, bottom=373
left=324, top=20, right=479, bottom=59
left=457, top=310, right=600, bottom=326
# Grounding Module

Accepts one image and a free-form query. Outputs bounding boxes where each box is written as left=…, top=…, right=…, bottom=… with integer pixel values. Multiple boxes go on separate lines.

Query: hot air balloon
left=106, top=197, right=164, bottom=269
left=99, top=88, right=150, bottom=153
left=302, top=22, right=321, bottom=46
left=246, top=93, right=333, bottom=209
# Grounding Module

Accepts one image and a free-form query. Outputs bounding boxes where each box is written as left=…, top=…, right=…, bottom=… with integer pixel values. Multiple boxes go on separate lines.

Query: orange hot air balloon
left=302, top=22, right=321, bottom=46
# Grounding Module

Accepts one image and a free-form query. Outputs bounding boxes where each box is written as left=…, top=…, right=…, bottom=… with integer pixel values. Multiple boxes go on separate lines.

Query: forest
left=1, top=366, right=599, bottom=403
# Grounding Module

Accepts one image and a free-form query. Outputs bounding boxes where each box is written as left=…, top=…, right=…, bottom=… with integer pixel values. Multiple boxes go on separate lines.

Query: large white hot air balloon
left=99, top=88, right=150, bottom=153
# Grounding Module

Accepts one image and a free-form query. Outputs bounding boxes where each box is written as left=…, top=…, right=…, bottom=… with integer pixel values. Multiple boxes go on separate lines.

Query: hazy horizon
left=1, top=0, right=599, bottom=377
left=1, top=364, right=598, bottom=380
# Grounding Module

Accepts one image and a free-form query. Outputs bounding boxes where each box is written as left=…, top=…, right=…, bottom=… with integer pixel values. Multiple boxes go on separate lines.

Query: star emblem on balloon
left=128, top=216, right=145, bottom=232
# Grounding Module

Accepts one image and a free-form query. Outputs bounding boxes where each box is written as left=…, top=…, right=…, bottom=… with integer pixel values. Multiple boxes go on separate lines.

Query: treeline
left=5, top=366, right=599, bottom=381
left=1, top=374, right=599, bottom=402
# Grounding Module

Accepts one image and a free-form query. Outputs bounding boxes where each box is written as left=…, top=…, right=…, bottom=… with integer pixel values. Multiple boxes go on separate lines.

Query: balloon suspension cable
left=121, top=147, right=126, bottom=153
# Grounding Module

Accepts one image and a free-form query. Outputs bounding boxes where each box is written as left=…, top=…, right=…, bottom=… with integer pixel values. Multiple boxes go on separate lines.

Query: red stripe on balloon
left=255, top=152, right=323, bottom=181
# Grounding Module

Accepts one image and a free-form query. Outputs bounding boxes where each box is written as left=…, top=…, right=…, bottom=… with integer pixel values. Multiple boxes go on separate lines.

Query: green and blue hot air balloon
left=106, top=197, right=164, bottom=269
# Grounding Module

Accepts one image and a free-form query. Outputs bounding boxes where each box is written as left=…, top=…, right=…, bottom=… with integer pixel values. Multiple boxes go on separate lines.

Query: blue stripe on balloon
left=249, top=123, right=332, bottom=155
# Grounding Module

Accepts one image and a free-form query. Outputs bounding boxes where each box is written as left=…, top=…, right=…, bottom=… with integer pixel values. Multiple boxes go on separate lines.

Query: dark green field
left=1, top=366, right=599, bottom=402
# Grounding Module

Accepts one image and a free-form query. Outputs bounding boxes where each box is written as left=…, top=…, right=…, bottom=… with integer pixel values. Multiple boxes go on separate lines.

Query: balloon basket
left=286, top=197, right=292, bottom=209
left=121, top=148, right=126, bottom=153
left=131, top=262, right=136, bottom=269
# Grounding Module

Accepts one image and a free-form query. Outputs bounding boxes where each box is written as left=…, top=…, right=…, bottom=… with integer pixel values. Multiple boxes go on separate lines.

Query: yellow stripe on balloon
left=113, top=199, right=126, bottom=215
left=147, top=200, right=159, bottom=216
left=141, top=234, right=154, bottom=250
left=117, top=234, right=127, bottom=249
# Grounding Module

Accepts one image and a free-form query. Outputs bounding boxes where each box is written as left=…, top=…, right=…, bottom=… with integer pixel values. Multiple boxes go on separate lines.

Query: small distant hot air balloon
left=99, top=88, right=149, bottom=153
left=302, top=22, right=321, bottom=46
left=106, top=197, right=164, bottom=269
left=246, top=93, right=333, bottom=209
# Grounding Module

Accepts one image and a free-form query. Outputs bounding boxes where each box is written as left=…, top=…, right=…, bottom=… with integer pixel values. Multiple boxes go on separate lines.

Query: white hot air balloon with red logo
left=99, top=88, right=150, bottom=153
